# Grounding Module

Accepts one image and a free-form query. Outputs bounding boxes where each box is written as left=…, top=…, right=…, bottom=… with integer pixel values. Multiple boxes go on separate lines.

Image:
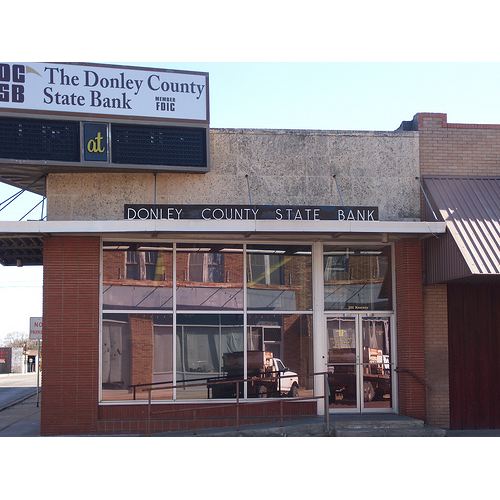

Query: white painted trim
left=0, top=219, right=446, bottom=235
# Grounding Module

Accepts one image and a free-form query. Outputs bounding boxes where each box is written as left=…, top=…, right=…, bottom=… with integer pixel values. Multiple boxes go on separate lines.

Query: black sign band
left=124, top=205, right=379, bottom=222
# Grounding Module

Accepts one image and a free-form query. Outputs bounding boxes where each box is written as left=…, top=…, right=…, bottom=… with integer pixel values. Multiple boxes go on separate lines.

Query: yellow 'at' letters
left=87, top=132, right=105, bottom=153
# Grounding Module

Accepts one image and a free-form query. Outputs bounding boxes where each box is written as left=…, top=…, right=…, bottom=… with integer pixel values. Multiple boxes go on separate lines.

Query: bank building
left=0, top=62, right=499, bottom=435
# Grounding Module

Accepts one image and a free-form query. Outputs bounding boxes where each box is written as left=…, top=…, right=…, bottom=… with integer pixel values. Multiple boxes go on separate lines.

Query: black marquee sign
left=124, top=205, right=379, bottom=222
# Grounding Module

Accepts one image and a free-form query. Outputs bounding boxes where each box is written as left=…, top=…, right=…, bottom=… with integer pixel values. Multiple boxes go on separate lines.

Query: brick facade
left=395, top=238, right=426, bottom=421
left=41, top=236, right=100, bottom=436
left=97, top=400, right=317, bottom=435
left=41, top=235, right=431, bottom=434
left=423, top=284, right=449, bottom=428
left=41, top=237, right=318, bottom=435
left=418, top=112, right=500, bottom=429
left=418, top=112, right=500, bottom=177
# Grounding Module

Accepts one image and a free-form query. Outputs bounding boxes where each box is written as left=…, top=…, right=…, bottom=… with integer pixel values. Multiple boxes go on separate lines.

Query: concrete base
left=153, top=414, right=447, bottom=437
left=330, top=414, right=447, bottom=437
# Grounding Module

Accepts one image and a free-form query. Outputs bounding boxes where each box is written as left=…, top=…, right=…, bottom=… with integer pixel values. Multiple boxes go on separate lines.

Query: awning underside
left=0, top=235, right=43, bottom=266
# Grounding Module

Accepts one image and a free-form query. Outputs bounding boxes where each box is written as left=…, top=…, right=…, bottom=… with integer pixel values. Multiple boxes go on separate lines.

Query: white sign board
left=30, top=317, right=42, bottom=340
left=0, top=62, right=209, bottom=122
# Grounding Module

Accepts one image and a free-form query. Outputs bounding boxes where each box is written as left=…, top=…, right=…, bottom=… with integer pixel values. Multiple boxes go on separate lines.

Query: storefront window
left=176, top=244, right=244, bottom=310
left=103, top=244, right=174, bottom=310
left=247, top=314, right=313, bottom=398
left=176, top=314, right=244, bottom=400
left=101, top=313, right=173, bottom=401
left=101, top=242, right=313, bottom=403
left=246, top=245, right=312, bottom=311
left=323, top=246, right=392, bottom=311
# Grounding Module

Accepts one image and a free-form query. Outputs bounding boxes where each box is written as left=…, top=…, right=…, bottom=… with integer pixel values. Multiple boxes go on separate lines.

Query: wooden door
left=448, top=284, right=500, bottom=430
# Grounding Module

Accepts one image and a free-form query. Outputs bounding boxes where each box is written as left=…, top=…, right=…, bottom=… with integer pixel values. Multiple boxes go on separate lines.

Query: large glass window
left=103, top=244, right=174, bottom=310
left=101, top=242, right=313, bottom=403
left=176, top=244, right=244, bottom=310
left=102, top=313, right=173, bottom=401
left=323, top=246, right=392, bottom=311
left=247, top=314, right=313, bottom=398
left=246, top=245, right=312, bottom=311
left=176, top=314, right=244, bottom=400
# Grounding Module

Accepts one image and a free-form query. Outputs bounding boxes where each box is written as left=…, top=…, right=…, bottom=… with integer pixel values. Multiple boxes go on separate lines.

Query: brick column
left=423, top=284, right=450, bottom=428
left=395, top=239, right=426, bottom=421
left=41, top=236, right=100, bottom=436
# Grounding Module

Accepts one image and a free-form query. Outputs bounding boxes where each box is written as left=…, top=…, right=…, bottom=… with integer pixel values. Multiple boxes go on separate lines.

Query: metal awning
left=423, top=176, right=500, bottom=284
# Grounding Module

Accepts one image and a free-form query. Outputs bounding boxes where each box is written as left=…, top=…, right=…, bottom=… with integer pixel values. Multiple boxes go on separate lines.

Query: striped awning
left=423, top=176, right=500, bottom=283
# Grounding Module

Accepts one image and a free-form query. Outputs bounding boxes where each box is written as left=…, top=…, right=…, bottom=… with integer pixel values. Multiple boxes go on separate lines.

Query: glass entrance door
left=327, top=315, right=393, bottom=412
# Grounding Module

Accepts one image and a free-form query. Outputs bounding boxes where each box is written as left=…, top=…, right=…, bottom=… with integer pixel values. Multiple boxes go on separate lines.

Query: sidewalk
left=1, top=392, right=500, bottom=437
left=0, top=392, right=41, bottom=437
left=0, top=372, right=39, bottom=408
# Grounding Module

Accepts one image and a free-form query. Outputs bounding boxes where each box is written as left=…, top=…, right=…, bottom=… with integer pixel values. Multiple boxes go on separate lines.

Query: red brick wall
left=41, top=236, right=100, bottom=436
left=395, top=239, right=426, bottom=421
left=97, top=400, right=317, bottom=435
left=417, top=112, right=500, bottom=428
left=423, top=284, right=450, bottom=429
left=418, top=112, right=500, bottom=176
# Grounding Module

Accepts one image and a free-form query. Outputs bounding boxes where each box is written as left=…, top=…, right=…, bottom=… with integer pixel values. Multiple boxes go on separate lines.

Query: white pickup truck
left=269, top=356, right=300, bottom=397
left=209, top=351, right=299, bottom=398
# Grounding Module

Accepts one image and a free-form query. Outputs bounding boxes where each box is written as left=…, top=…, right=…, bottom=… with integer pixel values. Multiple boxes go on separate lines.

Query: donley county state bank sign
left=0, top=62, right=210, bottom=174
left=0, top=62, right=209, bottom=121
left=125, top=205, right=379, bottom=221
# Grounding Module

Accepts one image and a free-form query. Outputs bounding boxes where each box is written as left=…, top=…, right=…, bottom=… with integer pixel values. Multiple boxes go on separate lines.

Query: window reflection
left=327, top=317, right=357, bottom=407
left=176, top=314, right=244, bottom=400
left=246, top=314, right=313, bottom=398
left=362, top=317, right=392, bottom=409
left=324, top=246, right=392, bottom=311
left=103, top=245, right=174, bottom=310
left=102, top=313, right=173, bottom=401
left=327, top=316, right=392, bottom=409
left=101, top=242, right=314, bottom=403
left=247, top=245, right=312, bottom=311
left=176, top=244, right=244, bottom=310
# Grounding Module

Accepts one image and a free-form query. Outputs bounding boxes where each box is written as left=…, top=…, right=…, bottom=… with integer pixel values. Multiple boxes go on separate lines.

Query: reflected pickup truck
left=209, top=351, right=299, bottom=398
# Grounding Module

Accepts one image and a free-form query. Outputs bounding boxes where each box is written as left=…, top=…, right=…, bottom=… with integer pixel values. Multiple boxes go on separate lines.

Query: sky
left=2, top=60, right=500, bottom=343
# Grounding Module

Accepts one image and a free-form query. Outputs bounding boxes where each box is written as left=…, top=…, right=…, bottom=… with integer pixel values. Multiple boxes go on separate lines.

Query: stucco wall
left=46, top=128, right=420, bottom=221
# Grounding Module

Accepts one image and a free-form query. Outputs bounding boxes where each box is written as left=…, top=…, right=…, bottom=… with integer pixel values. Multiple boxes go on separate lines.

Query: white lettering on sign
left=124, top=205, right=380, bottom=221
left=201, top=207, right=260, bottom=220
left=127, top=207, right=183, bottom=220
left=275, top=208, right=320, bottom=221
left=338, top=209, right=376, bottom=221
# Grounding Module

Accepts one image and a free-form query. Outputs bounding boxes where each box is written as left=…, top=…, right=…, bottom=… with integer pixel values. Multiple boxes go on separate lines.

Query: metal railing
left=395, top=366, right=431, bottom=423
left=135, top=371, right=330, bottom=436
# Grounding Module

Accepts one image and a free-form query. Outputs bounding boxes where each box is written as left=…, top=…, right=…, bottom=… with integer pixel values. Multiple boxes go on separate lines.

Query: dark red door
left=448, top=284, right=500, bottom=430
